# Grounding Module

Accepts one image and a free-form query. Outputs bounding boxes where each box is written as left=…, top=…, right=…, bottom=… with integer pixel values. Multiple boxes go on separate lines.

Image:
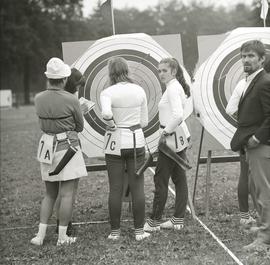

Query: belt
left=39, top=115, right=72, bottom=120
left=46, top=131, right=79, bottom=151
left=118, top=124, right=141, bottom=131
left=118, top=124, right=142, bottom=176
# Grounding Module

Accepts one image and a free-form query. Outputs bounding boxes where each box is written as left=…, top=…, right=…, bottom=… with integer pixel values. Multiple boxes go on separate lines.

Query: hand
left=106, top=125, right=117, bottom=131
left=80, top=102, right=89, bottom=114
left=158, top=132, right=167, bottom=146
left=79, top=97, right=95, bottom=114
left=246, top=136, right=259, bottom=149
left=187, top=137, right=192, bottom=149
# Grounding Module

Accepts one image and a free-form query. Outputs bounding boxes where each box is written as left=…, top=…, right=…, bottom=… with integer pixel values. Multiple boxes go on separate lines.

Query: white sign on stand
left=0, top=90, right=12, bottom=108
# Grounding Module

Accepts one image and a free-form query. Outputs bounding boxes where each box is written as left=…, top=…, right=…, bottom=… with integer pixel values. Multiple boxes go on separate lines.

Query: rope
left=148, top=167, right=244, bottom=265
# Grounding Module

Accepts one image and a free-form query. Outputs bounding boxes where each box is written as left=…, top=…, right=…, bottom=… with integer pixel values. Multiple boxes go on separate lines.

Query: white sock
left=58, top=225, right=68, bottom=240
left=135, top=228, right=144, bottom=236
left=36, top=223, right=47, bottom=239
left=240, top=212, right=250, bottom=219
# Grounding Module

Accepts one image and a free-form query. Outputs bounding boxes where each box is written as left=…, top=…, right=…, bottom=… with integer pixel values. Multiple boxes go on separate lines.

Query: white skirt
left=40, top=146, right=87, bottom=182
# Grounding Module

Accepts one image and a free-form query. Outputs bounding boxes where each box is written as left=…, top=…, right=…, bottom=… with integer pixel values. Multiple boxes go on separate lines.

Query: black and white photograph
left=1, top=0, right=270, bottom=264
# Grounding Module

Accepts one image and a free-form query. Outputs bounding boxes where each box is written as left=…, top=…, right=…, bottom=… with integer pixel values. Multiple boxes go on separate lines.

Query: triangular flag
left=100, top=0, right=111, bottom=20
left=260, top=0, right=269, bottom=20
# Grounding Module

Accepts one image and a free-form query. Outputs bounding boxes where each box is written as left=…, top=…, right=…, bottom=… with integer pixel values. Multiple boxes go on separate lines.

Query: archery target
left=193, top=28, right=270, bottom=149
left=72, top=33, right=191, bottom=157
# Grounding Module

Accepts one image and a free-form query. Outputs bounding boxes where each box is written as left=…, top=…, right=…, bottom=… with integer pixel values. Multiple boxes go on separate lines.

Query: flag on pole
left=100, top=0, right=115, bottom=35
left=260, top=0, right=269, bottom=20
left=100, top=0, right=111, bottom=16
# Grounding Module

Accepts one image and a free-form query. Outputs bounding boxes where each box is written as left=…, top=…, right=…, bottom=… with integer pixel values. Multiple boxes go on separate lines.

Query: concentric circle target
left=72, top=33, right=189, bottom=157
left=193, top=28, right=270, bottom=149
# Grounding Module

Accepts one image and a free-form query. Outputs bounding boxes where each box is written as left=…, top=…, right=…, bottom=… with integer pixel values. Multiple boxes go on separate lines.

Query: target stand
left=86, top=160, right=158, bottom=212
left=86, top=163, right=133, bottom=210
left=192, top=126, right=240, bottom=219
left=62, top=33, right=193, bottom=212
left=70, top=33, right=176, bottom=212
left=192, top=28, right=270, bottom=218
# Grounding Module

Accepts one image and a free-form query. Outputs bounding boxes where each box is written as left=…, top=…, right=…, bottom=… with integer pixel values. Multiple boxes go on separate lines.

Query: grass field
left=0, top=106, right=269, bottom=265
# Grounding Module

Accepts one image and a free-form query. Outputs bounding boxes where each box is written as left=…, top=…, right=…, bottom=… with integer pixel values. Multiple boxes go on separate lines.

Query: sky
left=83, top=0, right=255, bottom=16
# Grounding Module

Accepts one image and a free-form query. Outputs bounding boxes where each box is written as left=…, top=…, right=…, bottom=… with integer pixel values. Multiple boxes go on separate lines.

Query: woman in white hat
left=54, top=68, right=94, bottom=236
left=31, top=58, right=87, bottom=246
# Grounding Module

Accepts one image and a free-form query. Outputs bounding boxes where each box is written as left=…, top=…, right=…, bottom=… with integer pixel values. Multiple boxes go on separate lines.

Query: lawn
left=0, top=106, right=269, bottom=265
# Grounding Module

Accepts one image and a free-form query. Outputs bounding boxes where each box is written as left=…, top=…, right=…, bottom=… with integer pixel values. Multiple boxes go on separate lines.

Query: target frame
left=194, top=28, right=270, bottom=149
left=71, top=33, right=191, bottom=157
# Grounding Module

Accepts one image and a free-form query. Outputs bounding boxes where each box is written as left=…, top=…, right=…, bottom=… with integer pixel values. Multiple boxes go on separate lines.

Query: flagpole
left=260, top=0, right=268, bottom=27
left=111, top=0, right=116, bottom=35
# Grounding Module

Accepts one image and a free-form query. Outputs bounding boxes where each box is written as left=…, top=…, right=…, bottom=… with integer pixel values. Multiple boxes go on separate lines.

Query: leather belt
left=118, top=124, right=142, bottom=176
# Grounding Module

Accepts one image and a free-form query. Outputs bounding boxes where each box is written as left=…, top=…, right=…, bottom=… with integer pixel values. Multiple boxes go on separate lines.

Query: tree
left=1, top=0, right=85, bottom=104
left=1, top=0, right=265, bottom=104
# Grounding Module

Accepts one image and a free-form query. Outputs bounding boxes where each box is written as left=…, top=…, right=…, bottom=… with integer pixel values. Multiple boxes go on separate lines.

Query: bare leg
left=40, top=181, right=59, bottom=223
left=55, top=184, right=61, bottom=221
left=58, top=179, right=76, bottom=226
left=31, top=181, right=59, bottom=245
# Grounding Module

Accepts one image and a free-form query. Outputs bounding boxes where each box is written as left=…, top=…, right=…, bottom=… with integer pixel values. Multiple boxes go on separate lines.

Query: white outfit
left=159, top=78, right=190, bottom=136
left=226, top=69, right=263, bottom=115
left=100, top=82, right=148, bottom=149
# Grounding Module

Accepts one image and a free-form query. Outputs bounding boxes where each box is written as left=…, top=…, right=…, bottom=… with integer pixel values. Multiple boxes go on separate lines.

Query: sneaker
left=160, top=220, right=184, bottom=230
left=57, top=236, right=77, bottom=246
left=66, top=221, right=74, bottom=236
left=108, top=233, right=120, bottom=240
left=143, top=221, right=160, bottom=232
left=56, top=221, right=74, bottom=236
left=240, top=216, right=256, bottom=227
left=243, top=239, right=270, bottom=252
left=30, top=236, right=44, bottom=246
left=135, top=232, right=150, bottom=241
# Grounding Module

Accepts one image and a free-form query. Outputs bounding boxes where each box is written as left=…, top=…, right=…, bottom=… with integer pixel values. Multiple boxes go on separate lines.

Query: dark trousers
left=150, top=149, right=188, bottom=220
left=105, top=148, right=145, bottom=230
left=247, top=145, right=270, bottom=243
left=238, top=152, right=257, bottom=213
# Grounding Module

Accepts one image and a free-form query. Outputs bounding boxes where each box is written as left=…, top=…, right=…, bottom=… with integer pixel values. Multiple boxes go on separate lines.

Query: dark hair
left=48, top=78, right=66, bottom=86
left=159, top=57, right=190, bottom=97
left=108, top=57, right=134, bottom=85
left=65, top=68, right=85, bottom=94
left=264, top=53, right=270, bottom=73
left=240, top=40, right=266, bottom=59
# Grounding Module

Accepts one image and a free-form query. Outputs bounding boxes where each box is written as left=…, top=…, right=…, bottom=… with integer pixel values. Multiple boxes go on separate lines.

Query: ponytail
left=160, top=57, right=190, bottom=97
left=173, top=58, right=190, bottom=97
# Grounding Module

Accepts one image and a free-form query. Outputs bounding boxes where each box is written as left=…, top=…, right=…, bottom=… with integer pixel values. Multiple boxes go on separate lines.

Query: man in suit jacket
left=226, top=81, right=257, bottom=228
left=231, top=40, right=270, bottom=251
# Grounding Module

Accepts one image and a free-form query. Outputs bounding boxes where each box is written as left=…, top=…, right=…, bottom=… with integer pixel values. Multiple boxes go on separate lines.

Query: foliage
left=1, top=0, right=85, bottom=103
left=1, top=0, right=269, bottom=102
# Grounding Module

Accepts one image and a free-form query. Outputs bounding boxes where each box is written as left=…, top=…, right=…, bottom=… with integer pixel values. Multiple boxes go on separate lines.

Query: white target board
left=193, top=27, right=270, bottom=150
left=67, top=33, right=192, bottom=157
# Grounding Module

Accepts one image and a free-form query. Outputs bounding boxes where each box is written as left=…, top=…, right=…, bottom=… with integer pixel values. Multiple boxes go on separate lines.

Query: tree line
left=1, top=0, right=268, bottom=104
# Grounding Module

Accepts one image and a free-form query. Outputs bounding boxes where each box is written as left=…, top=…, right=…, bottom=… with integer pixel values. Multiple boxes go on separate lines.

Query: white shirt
left=158, top=78, right=189, bottom=136
left=100, top=82, right=148, bottom=149
left=226, top=68, right=263, bottom=115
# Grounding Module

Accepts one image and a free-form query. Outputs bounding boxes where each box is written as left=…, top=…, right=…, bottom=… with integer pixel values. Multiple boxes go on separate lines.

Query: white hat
left=44, top=57, right=71, bottom=79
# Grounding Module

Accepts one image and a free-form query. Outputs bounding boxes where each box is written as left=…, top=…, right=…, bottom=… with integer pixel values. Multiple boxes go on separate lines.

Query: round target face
left=193, top=28, right=270, bottom=149
left=72, top=33, right=191, bottom=157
